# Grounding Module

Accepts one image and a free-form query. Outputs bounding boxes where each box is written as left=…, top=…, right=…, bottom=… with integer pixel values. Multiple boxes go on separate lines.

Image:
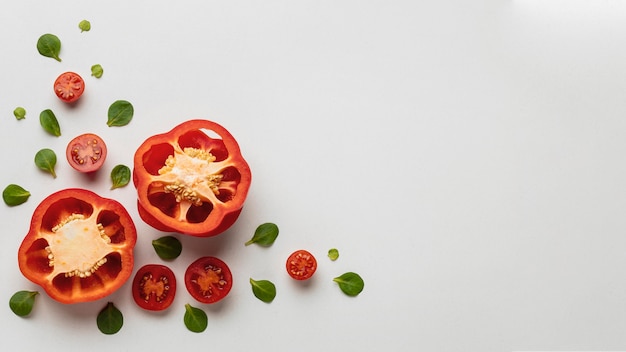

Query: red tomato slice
left=66, top=133, right=107, bottom=173
left=54, top=71, right=85, bottom=103
left=132, top=264, right=176, bottom=311
left=286, top=250, right=317, bottom=280
left=185, top=256, right=232, bottom=304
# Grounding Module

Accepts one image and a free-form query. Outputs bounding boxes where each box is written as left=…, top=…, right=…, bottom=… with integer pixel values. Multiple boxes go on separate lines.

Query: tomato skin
left=133, top=119, right=252, bottom=237
left=54, top=71, right=85, bottom=103
left=185, top=256, right=233, bottom=304
left=66, top=133, right=107, bottom=173
left=132, top=264, right=176, bottom=311
left=286, top=250, right=317, bottom=280
left=17, top=189, right=137, bottom=304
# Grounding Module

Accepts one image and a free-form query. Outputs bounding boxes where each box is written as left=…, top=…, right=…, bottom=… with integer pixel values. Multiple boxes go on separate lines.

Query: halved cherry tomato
left=286, top=250, right=317, bottom=280
left=132, top=264, right=176, bottom=311
left=185, top=256, right=232, bottom=304
left=133, top=119, right=252, bottom=237
left=17, top=188, right=137, bottom=304
left=66, top=133, right=107, bottom=173
left=54, top=71, right=85, bottom=103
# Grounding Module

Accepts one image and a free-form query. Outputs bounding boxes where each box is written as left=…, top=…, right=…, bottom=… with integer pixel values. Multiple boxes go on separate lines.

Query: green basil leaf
left=250, top=278, right=276, bottom=303
left=79, top=20, right=91, bottom=32
left=34, top=148, right=57, bottom=178
left=110, top=164, right=130, bottom=189
left=39, top=109, right=61, bottom=136
left=152, top=235, right=182, bottom=260
left=9, top=290, right=38, bottom=317
left=328, top=248, right=339, bottom=261
left=184, top=304, right=207, bottom=333
left=3, top=184, right=30, bottom=206
left=36, top=34, right=61, bottom=62
left=107, top=100, right=134, bottom=127
left=13, top=107, right=26, bottom=120
left=91, top=64, right=103, bottom=78
left=97, top=302, right=123, bottom=335
left=333, top=272, right=364, bottom=297
left=245, top=222, right=279, bottom=246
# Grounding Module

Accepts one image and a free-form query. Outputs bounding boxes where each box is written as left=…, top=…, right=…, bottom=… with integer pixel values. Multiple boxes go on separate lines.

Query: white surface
left=2, top=0, right=626, bottom=351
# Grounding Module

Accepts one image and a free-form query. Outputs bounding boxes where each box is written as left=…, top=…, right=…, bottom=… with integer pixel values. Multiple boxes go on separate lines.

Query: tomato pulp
left=132, top=264, right=176, bottom=311
left=66, top=133, right=107, bottom=173
left=286, top=250, right=317, bottom=280
left=54, top=71, right=85, bottom=103
left=133, top=119, right=252, bottom=237
left=17, top=189, right=137, bottom=304
left=185, top=256, right=232, bottom=304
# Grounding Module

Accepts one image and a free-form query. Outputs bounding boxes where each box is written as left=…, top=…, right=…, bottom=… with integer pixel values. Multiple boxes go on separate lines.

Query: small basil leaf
left=333, top=272, right=364, bottom=297
left=91, top=64, right=103, bottom=78
left=9, top=290, right=38, bottom=317
left=250, top=278, right=276, bottom=303
left=97, top=302, right=123, bottom=335
left=3, top=184, right=30, bottom=206
left=328, top=248, right=339, bottom=261
left=107, top=100, right=134, bottom=127
left=39, top=109, right=61, bottom=136
left=152, top=236, right=182, bottom=260
left=110, top=164, right=130, bottom=189
left=36, top=34, right=61, bottom=62
left=79, top=20, right=91, bottom=32
left=34, top=148, right=57, bottom=178
left=184, top=304, right=207, bottom=333
left=245, top=222, right=279, bottom=246
left=13, top=107, right=26, bottom=120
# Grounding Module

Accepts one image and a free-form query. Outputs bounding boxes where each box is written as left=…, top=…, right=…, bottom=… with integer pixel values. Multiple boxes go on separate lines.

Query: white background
left=1, top=1, right=626, bottom=351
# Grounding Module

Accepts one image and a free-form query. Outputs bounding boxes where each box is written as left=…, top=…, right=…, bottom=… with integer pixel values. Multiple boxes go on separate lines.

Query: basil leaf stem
left=36, top=34, right=62, bottom=62
left=3, top=184, right=30, bottom=206
left=107, top=100, right=134, bottom=127
left=245, top=222, right=279, bottom=246
left=9, top=290, right=38, bottom=317
left=152, top=236, right=182, bottom=260
left=110, top=164, right=131, bottom=189
left=39, top=109, right=61, bottom=136
left=333, top=272, right=365, bottom=297
left=184, top=304, right=207, bottom=333
left=250, top=278, right=276, bottom=303
left=97, top=302, right=123, bottom=335
left=34, top=148, right=57, bottom=178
